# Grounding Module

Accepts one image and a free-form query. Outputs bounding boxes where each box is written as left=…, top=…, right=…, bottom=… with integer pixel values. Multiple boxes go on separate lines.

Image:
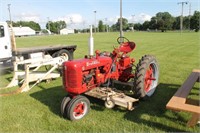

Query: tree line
left=11, top=21, right=41, bottom=31
left=102, top=11, right=200, bottom=32
left=6, top=10, right=200, bottom=33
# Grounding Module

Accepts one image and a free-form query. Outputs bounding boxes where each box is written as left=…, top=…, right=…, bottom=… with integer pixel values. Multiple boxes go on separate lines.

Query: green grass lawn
left=0, top=32, right=199, bottom=132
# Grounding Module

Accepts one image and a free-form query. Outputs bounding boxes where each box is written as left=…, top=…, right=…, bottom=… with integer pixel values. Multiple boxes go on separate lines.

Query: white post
left=132, top=15, right=135, bottom=32
left=7, top=4, right=16, bottom=52
left=94, top=11, right=97, bottom=33
left=120, top=0, right=123, bottom=43
left=88, top=25, right=94, bottom=56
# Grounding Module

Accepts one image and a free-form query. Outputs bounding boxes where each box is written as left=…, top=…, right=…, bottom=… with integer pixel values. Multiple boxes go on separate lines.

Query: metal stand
left=1, top=54, right=67, bottom=95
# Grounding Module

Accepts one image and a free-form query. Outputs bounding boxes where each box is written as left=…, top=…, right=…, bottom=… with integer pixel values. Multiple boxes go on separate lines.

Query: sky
left=0, top=0, right=199, bottom=29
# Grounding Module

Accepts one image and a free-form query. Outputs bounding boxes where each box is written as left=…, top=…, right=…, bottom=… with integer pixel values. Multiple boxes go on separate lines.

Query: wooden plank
left=174, top=72, right=199, bottom=98
left=193, top=69, right=200, bottom=82
left=167, top=96, right=200, bottom=114
left=187, top=113, right=200, bottom=127
left=192, top=69, right=200, bottom=73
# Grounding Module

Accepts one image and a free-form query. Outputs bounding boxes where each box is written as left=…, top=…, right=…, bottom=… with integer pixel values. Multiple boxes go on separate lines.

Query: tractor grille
left=67, top=69, right=78, bottom=87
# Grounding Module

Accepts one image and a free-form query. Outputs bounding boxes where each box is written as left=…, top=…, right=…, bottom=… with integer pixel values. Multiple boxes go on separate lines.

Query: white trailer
left=0, top=22, right=76, bottom=96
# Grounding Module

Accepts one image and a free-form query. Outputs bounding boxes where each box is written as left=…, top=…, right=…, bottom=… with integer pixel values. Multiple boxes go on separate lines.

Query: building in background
left=60, top=28, right=74, bottom=35
left=12, top=27, right=35, bottom=37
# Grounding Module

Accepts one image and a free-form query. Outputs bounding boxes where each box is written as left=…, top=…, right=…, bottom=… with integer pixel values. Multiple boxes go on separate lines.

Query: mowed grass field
left=0, top=32, right=199, bottom=132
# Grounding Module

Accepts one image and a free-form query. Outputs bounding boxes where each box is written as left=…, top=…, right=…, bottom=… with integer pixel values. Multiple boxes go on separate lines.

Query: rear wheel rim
left=61, top=53, right=69, bottom=61
left=145, top=65, right=153, bottom=92
left=144, top=63, right=158, bottom=95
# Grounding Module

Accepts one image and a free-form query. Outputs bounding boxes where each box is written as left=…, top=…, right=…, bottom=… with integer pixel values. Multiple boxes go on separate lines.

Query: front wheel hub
left=73, top=102, right=85, bottom=117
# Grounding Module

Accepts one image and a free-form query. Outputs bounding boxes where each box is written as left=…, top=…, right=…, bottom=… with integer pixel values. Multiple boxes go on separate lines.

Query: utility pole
left=70, top=17, right=74, bottom=29
left=189, top=3, right=191, bottom=31
left=7, top=4, right=12, bottom=26
left=94, top=11, right=97, bottom=33
left=120, top=0, right=123, bottom=43
left=155, top=18, right=158, bottom=32
left=132, top=15, right=135, bottom=32
left=47, top=17, right=50, bottom=31
left=177, top=1, right=188, bottom=33
left=105, top=18, right=108, bottom=32
left=82, top=20, right=86, bottom=33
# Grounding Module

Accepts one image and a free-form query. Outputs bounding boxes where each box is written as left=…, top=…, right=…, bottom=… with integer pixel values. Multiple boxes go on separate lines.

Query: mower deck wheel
left=105, top=100, right=115, bottom=109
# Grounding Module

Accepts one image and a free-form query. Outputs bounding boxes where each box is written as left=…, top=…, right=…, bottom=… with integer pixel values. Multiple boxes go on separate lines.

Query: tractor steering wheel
left=117, top=37, right=130, bottom=44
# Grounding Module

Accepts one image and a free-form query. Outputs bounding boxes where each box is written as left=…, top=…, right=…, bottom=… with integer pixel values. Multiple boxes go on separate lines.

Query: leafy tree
left=128, top=23, right=134, bottom=29
left=134, top=23, right=142, bottom=31
left=190, top=11, right=200, bottom=32
left=183, top=16, right=190, bottom=30
left=110, top=24, right=117, bottom=32
left=46, top=21, right=66, bottom=34
left=155, top=12, right=175, bottom=31
left=149, top=17, right=158, bottom=30
left=98, top=20, right=105, bottom=32
left=46, top=21, right=54, bottom=32
left=142, top=21, right=150, bottom=30
left=172, top=17, right=180, bottom=30
left=115, top=18, right=129, bottom=31
left=58, top=21, right=67, bottom=30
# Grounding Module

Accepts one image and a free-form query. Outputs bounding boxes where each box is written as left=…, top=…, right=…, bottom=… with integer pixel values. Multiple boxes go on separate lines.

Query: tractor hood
left=63, top=56, right=112, bottom=71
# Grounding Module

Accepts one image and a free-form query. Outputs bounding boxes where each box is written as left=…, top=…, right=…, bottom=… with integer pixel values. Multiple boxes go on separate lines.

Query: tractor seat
left=119, top=41, right=136, bottom=53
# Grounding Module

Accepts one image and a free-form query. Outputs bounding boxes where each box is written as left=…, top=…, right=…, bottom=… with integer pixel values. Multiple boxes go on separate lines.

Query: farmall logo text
left=86, top=60, right=100, bottom=67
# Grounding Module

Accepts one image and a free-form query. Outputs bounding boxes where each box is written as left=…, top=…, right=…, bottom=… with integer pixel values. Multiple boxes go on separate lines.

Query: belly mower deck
left=85, top=87, right=139, bottom=110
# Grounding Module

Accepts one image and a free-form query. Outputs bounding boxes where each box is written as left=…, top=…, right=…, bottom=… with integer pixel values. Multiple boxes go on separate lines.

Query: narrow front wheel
left=61, top=96, right=71, bottom=117
left=66, top=95, right=90, bottom=121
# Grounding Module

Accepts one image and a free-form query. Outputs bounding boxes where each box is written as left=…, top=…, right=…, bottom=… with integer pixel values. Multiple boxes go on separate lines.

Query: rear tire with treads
left=56, top=49, right=72, bottom=61
left=134, top=55, right=159, bottom=100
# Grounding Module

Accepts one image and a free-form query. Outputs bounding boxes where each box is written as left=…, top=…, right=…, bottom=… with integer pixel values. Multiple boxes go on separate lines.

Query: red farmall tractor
left=61, top=37, right=159, bottom=121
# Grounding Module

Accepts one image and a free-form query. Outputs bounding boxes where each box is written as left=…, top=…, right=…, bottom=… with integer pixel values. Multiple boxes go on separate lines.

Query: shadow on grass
left=30, top=84, right=131, bottom=116
left=29, top=85, right=107, bottom=117
left=30, top=85, right=66, bottom=117
left=1, top=68, right=13, bottom=77
left=124, top=83, right=188, bottom=132
left=30, top=83, right=192, bottom=132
